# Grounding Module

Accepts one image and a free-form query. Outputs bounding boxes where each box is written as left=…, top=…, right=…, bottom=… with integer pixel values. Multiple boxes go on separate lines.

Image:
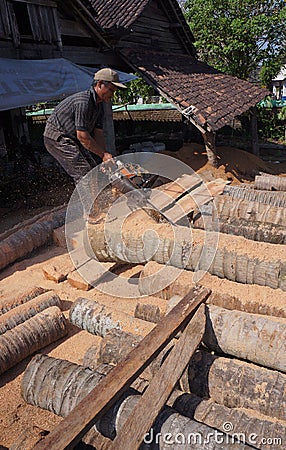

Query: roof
left=121, top=48, right=269, bottom=131
left=112, top=102, right=182, bottom=121
left=87, top=0, right=150, bottom=29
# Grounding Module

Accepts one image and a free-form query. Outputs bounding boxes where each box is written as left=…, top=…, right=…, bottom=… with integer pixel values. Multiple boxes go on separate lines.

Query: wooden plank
left=150, top=174, right=202, bottom=210
left=166, top=179, right=229, bottom=222
left=108, top=304, right=206, bottom=450
left=33, top=286, right=210, bottom=450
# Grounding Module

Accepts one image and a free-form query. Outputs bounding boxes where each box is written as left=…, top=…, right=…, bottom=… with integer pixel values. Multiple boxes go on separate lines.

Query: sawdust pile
left=163, top=143, right=286, bottom=184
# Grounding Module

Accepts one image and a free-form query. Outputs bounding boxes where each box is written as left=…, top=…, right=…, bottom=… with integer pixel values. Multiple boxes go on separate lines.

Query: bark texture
left=204, top=304, right=286, bottom=371
left=0, top=306, right=66, bottom=374
left=0, top=287, right=48, bottom=315
left=224, top=185, right=286, bottom=207
left=88, top=227, right=286, bottom=291
left=0, top=292, right=61, bottom=334
left=181, top=350, right=286, bottom=421
left=69, top=297, right=154, bottom=337
left=0, top=209, right=66, bottom=271
left=21, top=354, right=252, bottom=449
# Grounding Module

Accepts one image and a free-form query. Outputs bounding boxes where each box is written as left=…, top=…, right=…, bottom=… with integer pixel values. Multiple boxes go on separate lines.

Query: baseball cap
left=94, top=68, right=127, bottom=89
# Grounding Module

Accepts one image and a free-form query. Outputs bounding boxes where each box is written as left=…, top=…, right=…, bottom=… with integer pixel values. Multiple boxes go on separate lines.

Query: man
left=44, top=68, right=127, bottom=184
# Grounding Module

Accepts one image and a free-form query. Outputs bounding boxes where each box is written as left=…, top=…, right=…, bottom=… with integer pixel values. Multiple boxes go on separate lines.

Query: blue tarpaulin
left=0, top=58, right=136, bottom=111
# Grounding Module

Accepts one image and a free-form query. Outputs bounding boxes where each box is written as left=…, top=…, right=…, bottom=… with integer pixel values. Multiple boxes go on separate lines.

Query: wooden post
left=107, top=304, right=206, bottom=450
left=202, top=129, right=219, bottom=167
left=33, top=286, right=210, bottom=450
left=250, top=106, right=259, bottom=156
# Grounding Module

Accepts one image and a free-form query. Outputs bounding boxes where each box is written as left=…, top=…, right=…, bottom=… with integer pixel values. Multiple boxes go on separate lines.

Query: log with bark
left=0, top=287, right=48, bottom=314
left=193, top=196, right=286, bottom=244
left=204, top=304, right=286, bottom=372
left=224, top=185, right=286, bottom=207
left=87, top=225, right=286, bottom=291
left=0, top=208, right=66, bottom=271
left=180, top=350, right=286, bottom=422
left=139, top=261, right=286, bottom=318
left=69, top=297, right=154, bottom=337
left=22, top=355, right=278, bottom=450
left=169, top=391, right=286, bottom=450
left=0, top=306, right=67, bottom=375
left=0, top=291, right=62, bottom=334
left=83, top=328, right=175, bottom=383
left=255, top=173, right=286, bottom=191
left=22, top=354, right=253, bottom=449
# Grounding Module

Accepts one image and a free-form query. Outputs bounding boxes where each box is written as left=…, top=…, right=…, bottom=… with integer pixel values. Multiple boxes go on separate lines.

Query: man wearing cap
left=44, top=68, right=127, bottom=184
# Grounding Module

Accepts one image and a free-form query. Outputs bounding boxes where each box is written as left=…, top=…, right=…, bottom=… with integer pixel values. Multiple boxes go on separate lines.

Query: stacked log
left=0, top=208, right=66, bottom=271
left=193, top=195, right=286, bottom=244
left=0, top=291, right=62, bottom=334
left=223, top=185, right=286, bottom=207
left=0, top=306, right=67, bottom=375
left=21, top=353, right=285, bottom=449
left=255, top=173, right=286, bottom=191
left=0, top=286, right=48, bottom=314
left=139, top=261, right=286, bottom=318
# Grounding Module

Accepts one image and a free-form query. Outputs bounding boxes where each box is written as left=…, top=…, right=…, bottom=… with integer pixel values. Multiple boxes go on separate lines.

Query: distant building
left=272, top=66, right=286, bottom=101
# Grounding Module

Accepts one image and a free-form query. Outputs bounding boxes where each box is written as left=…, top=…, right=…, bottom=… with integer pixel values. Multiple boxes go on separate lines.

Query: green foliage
left=113, top=74, right=157, bottom=105
left=184, top=0, right=286, bottom=84
left=257, top=103, right=286, bottom=141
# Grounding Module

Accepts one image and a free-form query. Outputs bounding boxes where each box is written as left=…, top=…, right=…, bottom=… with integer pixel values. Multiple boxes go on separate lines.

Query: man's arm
left=76, top=129, right=113, bottom=162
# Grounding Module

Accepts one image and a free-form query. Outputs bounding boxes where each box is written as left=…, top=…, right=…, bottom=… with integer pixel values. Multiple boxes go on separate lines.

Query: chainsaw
left=108, top=161, right=176, bottom=225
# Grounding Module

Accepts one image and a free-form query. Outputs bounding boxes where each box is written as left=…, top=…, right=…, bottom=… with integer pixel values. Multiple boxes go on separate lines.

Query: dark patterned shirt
left=44, top=87, right=104, bottom=141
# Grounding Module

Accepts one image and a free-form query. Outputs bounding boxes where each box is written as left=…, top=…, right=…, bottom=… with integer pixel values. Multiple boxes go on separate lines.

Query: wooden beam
left=107, top=304, right=206, bottom=450
left=33, top=286, right=210, bottom=450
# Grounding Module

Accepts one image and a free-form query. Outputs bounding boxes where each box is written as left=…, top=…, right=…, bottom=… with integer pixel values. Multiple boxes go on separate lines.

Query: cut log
left=32, top=286, right=209, bottom=449
left=69, top=297, right=154, bottom=337
left=0, top=306, right=67, bottom=375
left=134, top=302, right=163, bottom=323
left=224, top=185, right=286, bottom=207
left=108, top=305, right=206, bottom=450
left=0, top=287, right=48, bottom=315
left=88, top=224, right=286, bottom=291
left=193, top=195, right=286, bottom=244
left=139, top=261, right=286, bottom=317
left=204, top=304, right=286, bottom=372
left=181, top=350, right=286, bottom=422
left=22, top=354, right=251, bottom=450
left=0, top=291, right=62, bottom=334
left=170, top=391, right=286, bottom=450
left=0, top=208, right=66, bottom=271
left=84, top=329, right=175, bottom=382
left=255, top=173, right=286, bottom=191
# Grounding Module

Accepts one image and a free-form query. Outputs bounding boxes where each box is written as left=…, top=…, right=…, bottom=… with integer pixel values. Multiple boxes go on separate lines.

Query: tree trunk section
left=0, top=306, right=66, bottom=374
left=204, top=305, right=286, bottom=372
left=202, top=130, right=219, bottom=167
left=181, top=350, right=286, bottom=422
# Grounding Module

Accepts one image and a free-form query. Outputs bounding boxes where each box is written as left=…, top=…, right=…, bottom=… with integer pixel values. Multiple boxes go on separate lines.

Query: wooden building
left=0, top=0, right=268, bottom=166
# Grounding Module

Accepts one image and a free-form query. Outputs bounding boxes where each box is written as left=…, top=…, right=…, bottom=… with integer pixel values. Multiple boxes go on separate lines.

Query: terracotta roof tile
left=87, top=0, right=150, bottom=29
left=121, top=48, right=268, bottom=131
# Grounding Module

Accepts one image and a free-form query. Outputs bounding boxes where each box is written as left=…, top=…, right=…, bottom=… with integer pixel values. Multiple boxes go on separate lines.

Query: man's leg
left=44, top=136, right=100, bottom=218
left=44, top=136, right=94, bottom=184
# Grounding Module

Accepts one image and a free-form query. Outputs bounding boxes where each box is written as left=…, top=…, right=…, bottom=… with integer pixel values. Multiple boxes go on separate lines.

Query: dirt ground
left=0, top=143, right=286, bottom=448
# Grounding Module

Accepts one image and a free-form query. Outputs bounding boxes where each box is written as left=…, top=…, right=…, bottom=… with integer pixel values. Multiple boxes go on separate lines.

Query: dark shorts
left=44, top=135, right=100, bottom=184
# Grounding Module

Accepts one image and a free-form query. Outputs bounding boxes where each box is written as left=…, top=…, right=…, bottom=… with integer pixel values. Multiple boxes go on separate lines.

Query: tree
left=183, top=0, right=286, bottom=86
left=113, top=74, right=157, bottom=105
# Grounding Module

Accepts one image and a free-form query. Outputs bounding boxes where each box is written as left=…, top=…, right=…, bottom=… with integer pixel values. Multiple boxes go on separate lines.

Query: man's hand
left=102, top=151, right=114, bottom=162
